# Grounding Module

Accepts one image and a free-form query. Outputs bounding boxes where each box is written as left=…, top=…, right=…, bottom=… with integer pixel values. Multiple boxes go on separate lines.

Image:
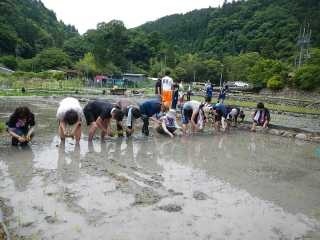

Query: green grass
left=192, top=95, right=320, bottom=115
left=0, top=122, right=5, bottom=133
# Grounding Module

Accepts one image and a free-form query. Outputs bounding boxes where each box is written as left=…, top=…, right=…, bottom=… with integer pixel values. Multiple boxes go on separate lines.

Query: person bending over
left=56, top=97, right=83, bottom=144
left=181, top=100, right=206, bottom=134
left=6, top=106, right=35, bottom=146
left=116, top=99, right=141, bottom=137
left=83, top=100, right=124, bottom=141
left=139, top=99, right=165, bottom=136
left=156, top=109, right=181, bottom=138
left=225, top=107, right=245, bottom=128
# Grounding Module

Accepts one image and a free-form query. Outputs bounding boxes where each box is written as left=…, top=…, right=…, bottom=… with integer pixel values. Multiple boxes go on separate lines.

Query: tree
left=75, top=52, right=98, bottom=78
left=294, top=65, right=320, bottom=91
left=92, top=20, right=129, bottom=70
left=33, top=48, right=71, bottom=71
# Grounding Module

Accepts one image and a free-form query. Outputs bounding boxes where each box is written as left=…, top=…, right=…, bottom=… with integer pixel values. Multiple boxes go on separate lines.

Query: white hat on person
left=167, top=109, right=176, bottom=119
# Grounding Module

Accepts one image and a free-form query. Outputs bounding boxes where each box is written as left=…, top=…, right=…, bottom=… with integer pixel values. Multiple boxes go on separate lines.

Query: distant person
left=171, top=83, right=179, bottom=109
left=181, top=100, right=206, bottom=134
left=218, top=85, right=229, bottom=103
left=83, top=100, right=124, bottom=141
left=156, top=109, right=181, bottom=138
left=155, top=78, right=162, bottom=96
left=140, top=99, right=165, bottom=136
left=115, top=99, right=141, bottom=137
left=186, top=84, right=192, bottom=101
left=6, top=106, right=35, bottom=146
left=161, top=70, right=174, bottom=109
left=251, top=102, right=270, bottom=131
left=56, top=97, right=83, bottom=144
left=204, top=80, right=213, bottom=103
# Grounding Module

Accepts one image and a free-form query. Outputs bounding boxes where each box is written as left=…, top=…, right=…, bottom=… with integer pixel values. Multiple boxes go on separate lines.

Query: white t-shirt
left=56, top=97, right=83, bottom=121
left=161, top=75, right=173, bottom=91
left=183, top=100, right=200, bottom=111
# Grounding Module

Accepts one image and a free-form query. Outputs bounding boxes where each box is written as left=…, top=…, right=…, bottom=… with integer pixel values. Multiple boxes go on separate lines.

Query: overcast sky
left=41, top=0, right=225, bottom=34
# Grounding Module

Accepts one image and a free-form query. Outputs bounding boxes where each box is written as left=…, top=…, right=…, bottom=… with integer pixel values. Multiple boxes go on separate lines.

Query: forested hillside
left=139, top=0, right=320, bottom=60
left=0, top=0, right=78, bottom=58
left=0, top=0, right=319, bottom=91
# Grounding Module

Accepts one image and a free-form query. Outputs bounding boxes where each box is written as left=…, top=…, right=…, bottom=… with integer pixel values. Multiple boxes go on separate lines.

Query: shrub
left=0, top=55, right=17, bottom=70
left=294, top=65, right=320, bottom=91
left=267, top=75, right=284, bottom=90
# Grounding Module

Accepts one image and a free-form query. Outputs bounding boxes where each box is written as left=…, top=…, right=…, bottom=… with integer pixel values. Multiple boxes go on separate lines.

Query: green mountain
left=138, top=0, right=320, bottom=61
left=0, top=0, right=78, bottom=58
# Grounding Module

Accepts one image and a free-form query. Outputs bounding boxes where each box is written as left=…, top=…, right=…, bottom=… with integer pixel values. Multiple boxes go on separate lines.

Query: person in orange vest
left=161, top=70, right=173, bottom=109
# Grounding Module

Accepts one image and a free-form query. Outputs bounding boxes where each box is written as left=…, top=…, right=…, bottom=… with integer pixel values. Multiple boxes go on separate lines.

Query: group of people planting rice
left=5, top=71, right=271, bottom=146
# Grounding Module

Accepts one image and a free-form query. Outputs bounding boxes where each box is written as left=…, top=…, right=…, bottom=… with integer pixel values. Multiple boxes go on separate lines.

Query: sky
left=41, top=0, right=225, bottom=34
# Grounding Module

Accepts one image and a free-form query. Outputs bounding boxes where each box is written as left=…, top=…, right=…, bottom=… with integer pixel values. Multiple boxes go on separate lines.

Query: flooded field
left=1, top=98, right=320, bottom=240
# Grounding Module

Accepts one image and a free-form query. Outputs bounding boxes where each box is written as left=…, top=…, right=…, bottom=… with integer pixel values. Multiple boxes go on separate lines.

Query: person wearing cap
left=56, top=97, right=83, bottom=144
left=156, top=109, right=181, bottom=138
left=115, top=99, right=141, bottom=137
left=251, top=102, right=270, bottom=131
left=139, top=99, right=166, bottom=136
left=181, top=100, right=206, bottom=134
left=83, top=100, right=124, bottom=141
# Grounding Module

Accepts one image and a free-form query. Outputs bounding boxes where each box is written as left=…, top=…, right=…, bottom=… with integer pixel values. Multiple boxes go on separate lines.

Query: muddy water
left=0, top=100, right=320, bottom=239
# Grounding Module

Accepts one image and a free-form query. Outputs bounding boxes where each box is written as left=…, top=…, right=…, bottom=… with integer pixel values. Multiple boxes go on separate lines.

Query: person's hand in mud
left=18, top=136, right=27, bottom=143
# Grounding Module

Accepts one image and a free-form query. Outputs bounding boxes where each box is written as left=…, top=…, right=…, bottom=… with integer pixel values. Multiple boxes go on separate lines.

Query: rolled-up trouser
left=141, top=115, right=149, bottom=136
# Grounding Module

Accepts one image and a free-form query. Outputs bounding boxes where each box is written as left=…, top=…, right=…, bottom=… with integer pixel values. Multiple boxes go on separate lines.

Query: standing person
left=83, top=100, right=124, bottom=141
left=171, top=83, right=179, bottom=110
left=6, top=106, right=35, bottom=146
left=56, top=97, right=83, bottom=144
left=156, top=109, right=181, bottom=138
left=155, top=78, right=162, bottom=96
left=115, top=99, right=141, bottom=137
left=161, top=70, right=174, bottom=109
left=140, top=99, right=164, bottom=136
left=218, top=85, right=229, bottom=103
left=181, top=100, right=206, bottom=134
left=251, top=102, right=270, bottom=131
left=204, top=80, right=213, bottom=103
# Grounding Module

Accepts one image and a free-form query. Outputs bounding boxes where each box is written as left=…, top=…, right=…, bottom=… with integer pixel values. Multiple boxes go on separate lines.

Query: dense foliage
left=0, top=0, right=319, bottom=91
left=0, top=0, right=78, bottom=58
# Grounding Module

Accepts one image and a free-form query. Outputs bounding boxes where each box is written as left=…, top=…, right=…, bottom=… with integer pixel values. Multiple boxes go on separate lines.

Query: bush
left=294, top=65, right=320, bottom=91
left=0, top=55, right=17, bottom=70
left=267, top=75, right=284, bottom=90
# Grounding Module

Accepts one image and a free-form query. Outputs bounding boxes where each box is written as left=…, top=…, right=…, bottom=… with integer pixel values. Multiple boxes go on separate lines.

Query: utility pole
left=295, top=22, right=312, bottom=68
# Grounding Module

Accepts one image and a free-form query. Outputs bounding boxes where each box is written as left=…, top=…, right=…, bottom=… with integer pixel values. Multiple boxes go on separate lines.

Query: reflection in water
left=57, top=142, right=80, bottom=183
left=5, top=146, right=34, bottom=191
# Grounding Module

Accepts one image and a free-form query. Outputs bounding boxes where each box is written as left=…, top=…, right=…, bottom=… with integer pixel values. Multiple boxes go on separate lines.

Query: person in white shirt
left=56, top=97, right=83, bottom=144
left=161, top=70, right=174, bottom=109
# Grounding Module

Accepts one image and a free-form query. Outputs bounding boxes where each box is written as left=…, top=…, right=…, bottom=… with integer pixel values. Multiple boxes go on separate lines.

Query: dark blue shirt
left=206, top=84, right=213, bottom=97
left=140, top=99, right=161, bottom=117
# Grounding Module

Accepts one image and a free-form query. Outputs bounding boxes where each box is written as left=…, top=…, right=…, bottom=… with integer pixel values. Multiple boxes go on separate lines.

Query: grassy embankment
left=1, top=73, right=319, bottom=114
